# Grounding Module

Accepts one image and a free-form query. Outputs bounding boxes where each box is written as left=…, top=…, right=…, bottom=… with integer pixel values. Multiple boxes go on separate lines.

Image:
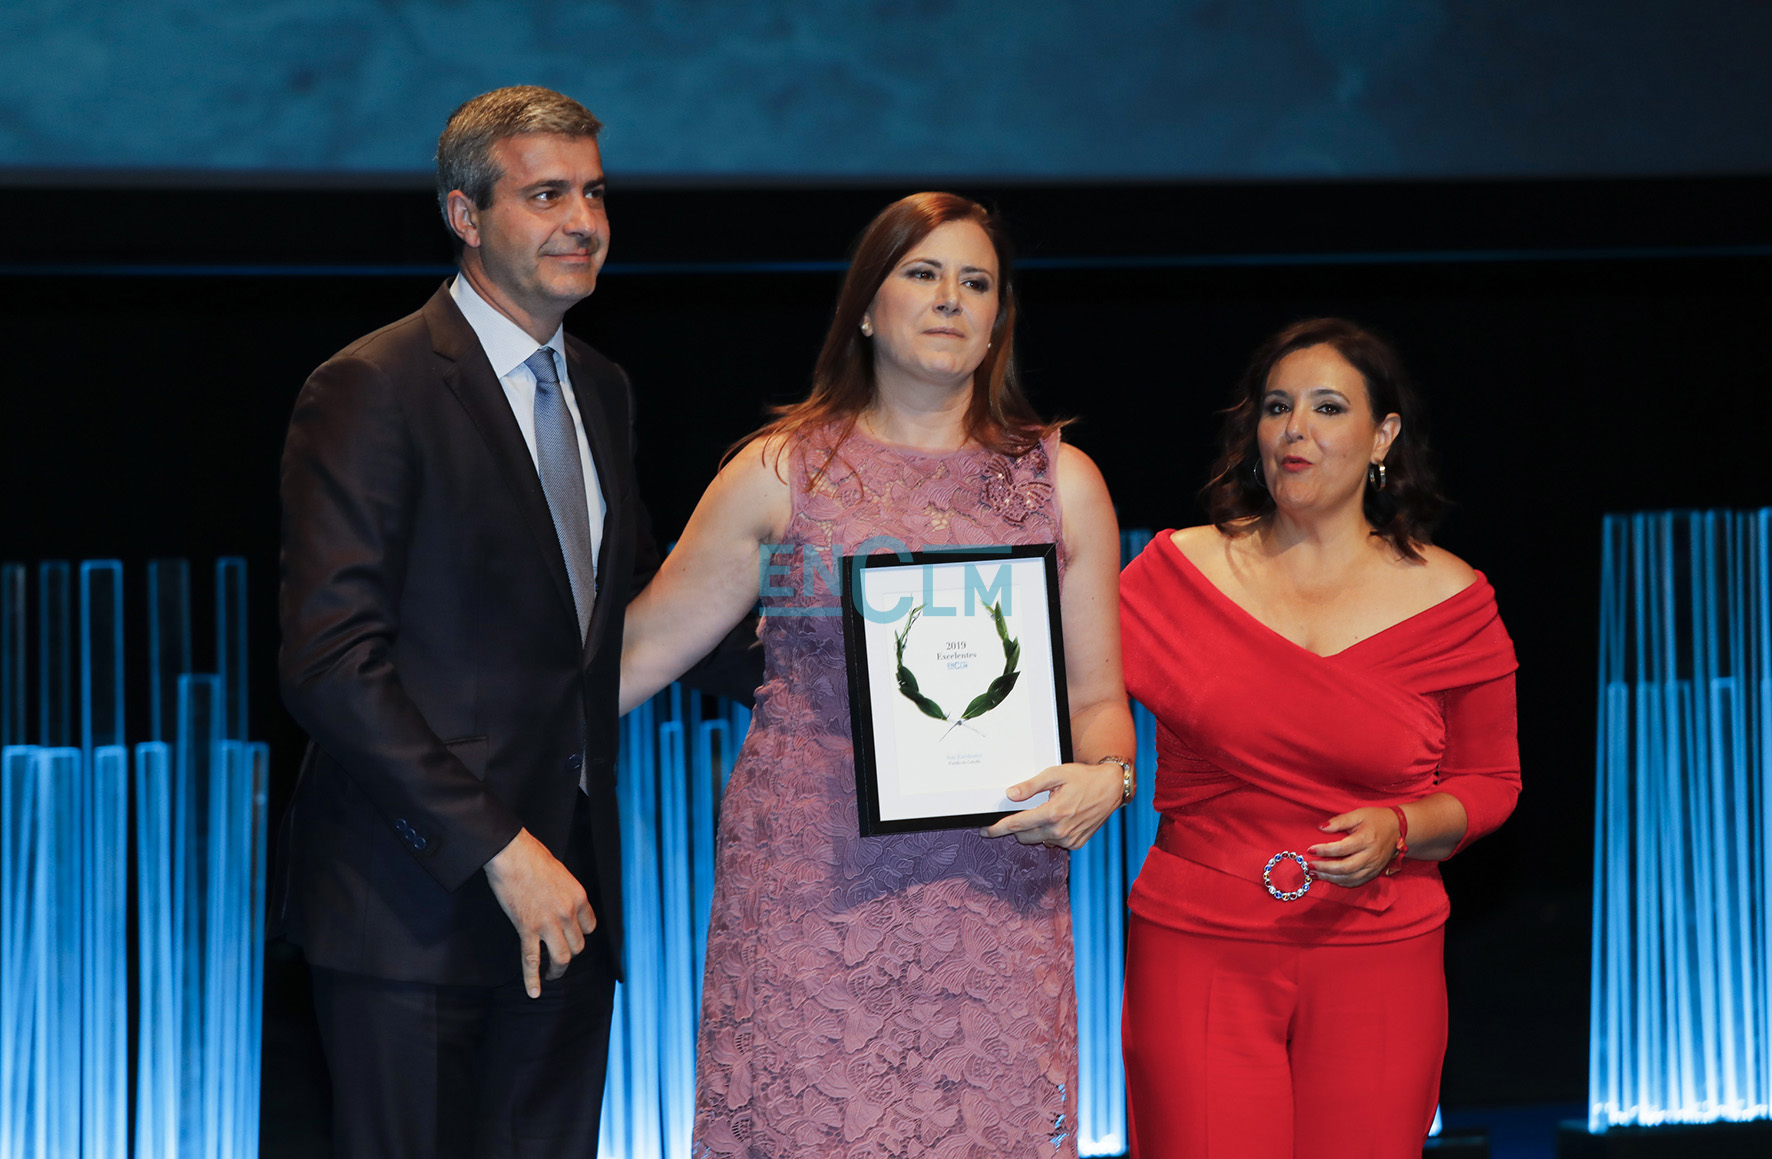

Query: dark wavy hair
left=735, top=191, right=1061, bottom=483
left=1202, top=318, right=1444, bottom=562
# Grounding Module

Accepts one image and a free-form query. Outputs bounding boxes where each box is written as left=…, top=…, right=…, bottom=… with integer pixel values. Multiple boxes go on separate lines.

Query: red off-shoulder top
left=1119, top=532, right=1520, bottom=944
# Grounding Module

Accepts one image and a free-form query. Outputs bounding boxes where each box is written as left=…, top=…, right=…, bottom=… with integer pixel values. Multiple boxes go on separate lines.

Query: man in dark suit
left=277, top=86, right=647, bottom=1158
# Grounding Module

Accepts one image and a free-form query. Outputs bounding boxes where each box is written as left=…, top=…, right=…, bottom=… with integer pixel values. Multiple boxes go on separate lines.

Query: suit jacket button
left=411, top=834, right=428, bottom=851
left=566, top=754, right=583, bottom=772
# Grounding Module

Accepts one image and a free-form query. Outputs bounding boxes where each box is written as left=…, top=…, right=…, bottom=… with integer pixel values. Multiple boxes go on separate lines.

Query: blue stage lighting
left=1591, top=510, right=1772, bottom=1131
left=0, top=557, right=266, bottom=1159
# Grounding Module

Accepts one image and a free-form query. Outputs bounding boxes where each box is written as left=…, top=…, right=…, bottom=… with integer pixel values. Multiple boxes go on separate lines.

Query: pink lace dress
left=692, top=425, right=1078, bottom=1159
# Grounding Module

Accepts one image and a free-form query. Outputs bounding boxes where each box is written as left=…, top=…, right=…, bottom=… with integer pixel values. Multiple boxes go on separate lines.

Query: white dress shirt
left=449, top=274, right=606, bottom=580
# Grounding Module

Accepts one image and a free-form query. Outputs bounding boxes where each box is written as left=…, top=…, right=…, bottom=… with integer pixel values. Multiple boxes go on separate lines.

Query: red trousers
left=1123, top=914, right=1446, bottom=1159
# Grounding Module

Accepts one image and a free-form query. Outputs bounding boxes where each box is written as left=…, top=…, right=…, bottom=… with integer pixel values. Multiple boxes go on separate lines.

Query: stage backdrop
left=3, top=172, right=1769, bottom=1148
left=1, top=1, right=1769, bottom=181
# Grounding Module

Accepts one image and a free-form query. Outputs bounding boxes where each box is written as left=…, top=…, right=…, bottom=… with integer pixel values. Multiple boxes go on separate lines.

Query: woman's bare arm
left=621, top=438, right=792, bottom=714
left=983, top=443, right=1137, bottom=849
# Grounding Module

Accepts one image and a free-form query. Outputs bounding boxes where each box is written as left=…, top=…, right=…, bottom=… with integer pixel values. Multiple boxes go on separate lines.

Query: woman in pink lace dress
left=621, top=192, right=1136, bottom=1158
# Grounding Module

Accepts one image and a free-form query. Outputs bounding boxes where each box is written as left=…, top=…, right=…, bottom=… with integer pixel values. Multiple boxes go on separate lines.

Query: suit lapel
left=422, top=284, right=581, bottom=640
left=563, top=342, right=624, bottom=662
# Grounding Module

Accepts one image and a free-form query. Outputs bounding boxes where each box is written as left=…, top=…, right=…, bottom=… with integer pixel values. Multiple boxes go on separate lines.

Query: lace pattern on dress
left=692, top=425, right=1078, bottom=1158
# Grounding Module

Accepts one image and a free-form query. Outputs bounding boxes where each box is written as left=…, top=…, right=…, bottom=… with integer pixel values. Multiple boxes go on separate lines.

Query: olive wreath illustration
left=893, top=600, right=1020, bottom=740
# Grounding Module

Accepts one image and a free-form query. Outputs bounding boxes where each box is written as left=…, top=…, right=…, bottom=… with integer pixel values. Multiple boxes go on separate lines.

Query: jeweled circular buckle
left=1263, top=850, right=1313, bottom=902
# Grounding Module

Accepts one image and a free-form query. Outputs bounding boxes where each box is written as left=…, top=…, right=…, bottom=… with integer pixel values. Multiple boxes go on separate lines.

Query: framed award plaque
left=840, top=543, right=1072, bottom=836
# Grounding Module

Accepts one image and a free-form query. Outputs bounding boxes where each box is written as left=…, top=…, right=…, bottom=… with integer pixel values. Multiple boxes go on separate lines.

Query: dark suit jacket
left=274, top=281, right=653, bottom=986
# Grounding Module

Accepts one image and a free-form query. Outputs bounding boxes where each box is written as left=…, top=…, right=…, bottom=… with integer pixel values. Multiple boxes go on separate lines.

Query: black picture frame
left=841, top=543, right=1073, bottom=837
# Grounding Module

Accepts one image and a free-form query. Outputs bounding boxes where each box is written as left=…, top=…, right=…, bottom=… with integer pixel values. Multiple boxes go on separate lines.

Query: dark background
left=2, top=175, right=1768, bottom=1140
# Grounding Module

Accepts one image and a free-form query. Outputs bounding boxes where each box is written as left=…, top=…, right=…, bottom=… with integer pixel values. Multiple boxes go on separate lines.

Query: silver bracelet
left=1097, top=755, right=1135, bottom=804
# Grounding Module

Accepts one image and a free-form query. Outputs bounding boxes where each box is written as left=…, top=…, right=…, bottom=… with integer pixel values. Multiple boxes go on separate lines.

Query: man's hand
left=483, top=828, right=596, bottom=998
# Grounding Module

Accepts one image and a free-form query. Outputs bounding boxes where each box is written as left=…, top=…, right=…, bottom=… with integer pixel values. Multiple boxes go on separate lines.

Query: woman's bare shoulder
left=1168, top=523, right=1238, bottom=562
left=697, top=433, right=794, bottom=541
left=1053, top=443, right=1118, bottom=541
left=723, top=432, right=794, bottom=475
left=1055, top=441, right=1108, bottom=492
left=1403, top=541, right=1480, bottom=600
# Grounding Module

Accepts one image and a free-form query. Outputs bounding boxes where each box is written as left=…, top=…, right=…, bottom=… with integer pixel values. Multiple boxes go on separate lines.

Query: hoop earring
left=1251, top=458, right=1267, bottom=490
left=1368, top=461, right=1387, bottom=492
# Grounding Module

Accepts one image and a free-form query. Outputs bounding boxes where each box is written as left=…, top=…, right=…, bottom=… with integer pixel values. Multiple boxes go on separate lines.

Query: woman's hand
left=976, top=444, right=1136, bottom=852
left=980, top=760, right=1124, bottom=849
left=1306, top=807, right=1403, bottom=888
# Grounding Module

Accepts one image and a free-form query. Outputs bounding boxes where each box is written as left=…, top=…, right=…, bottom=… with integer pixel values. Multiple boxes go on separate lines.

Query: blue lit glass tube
left=0, top=556, right=268, bottom=1156
left=1591, top=510, right=1772, bottom=1130
left=1060, top=527, right=1165, bottom=1157
left=1071, top=738, right=1143, bottom=1157
left=202, top=741, right=232, bottom=1158
left=1, top=744, right=39, bottom=1159
left=602, top=697, right=652, bottom=1158
left=216, top=557, right=248, bottom=741
left=1, top=565, right=24, bottom=747
left=21, top=748, right=52, bottom=1159
left=624, top=691, right=664, bottom=1159
left=1121, top=526, right=1162, bottom=866
left=599, top=975, right=632, bottom=1159
left=175, top=674, right=222, bottom=1156
left=134, top=741, right=177, bottom=1159
left=203, top=741, right=252, bottom=1159
left=37, top=563, right=70, bottom=748
left=80, top=562, right=128, bottom=1159
left=603, top=690, right=757, bottom=1159
left=243, top=742, right=271, bottom=1159
left=23, top=564, right=78, bottom=1159
left=146, top=560, right=192, bottom=744
left=595, top=1006, right=630, bottom=1159
left=80, top=562, right=124, bottom=753
left=42, top=747, right=83, bottom=1157
left=1756, top=511, right=1772, bottom=1115
left=1073, top=804, right=1106, bottom=1149
left=1103, top=782, right=1130, bottom=1154
left=86, top=746, right=129, bottom=1159
left=657, top=712, right=695, bottom=1159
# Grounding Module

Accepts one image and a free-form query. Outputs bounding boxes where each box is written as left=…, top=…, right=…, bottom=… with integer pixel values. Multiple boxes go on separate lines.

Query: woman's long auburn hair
left=734, top=192, right=1061, bottom=483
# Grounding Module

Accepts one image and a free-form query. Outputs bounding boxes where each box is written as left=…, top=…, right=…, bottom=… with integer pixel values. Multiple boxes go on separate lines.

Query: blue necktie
left=525, top=348, right=595, bottom=640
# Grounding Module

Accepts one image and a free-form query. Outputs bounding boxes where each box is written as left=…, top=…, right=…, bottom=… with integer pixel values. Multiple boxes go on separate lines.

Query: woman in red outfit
left=1118, top=318, right=1520, bottom=1159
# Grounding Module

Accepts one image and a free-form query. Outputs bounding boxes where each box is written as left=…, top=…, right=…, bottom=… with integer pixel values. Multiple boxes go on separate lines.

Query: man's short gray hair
left=435, top=86, right=603, bottom=246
